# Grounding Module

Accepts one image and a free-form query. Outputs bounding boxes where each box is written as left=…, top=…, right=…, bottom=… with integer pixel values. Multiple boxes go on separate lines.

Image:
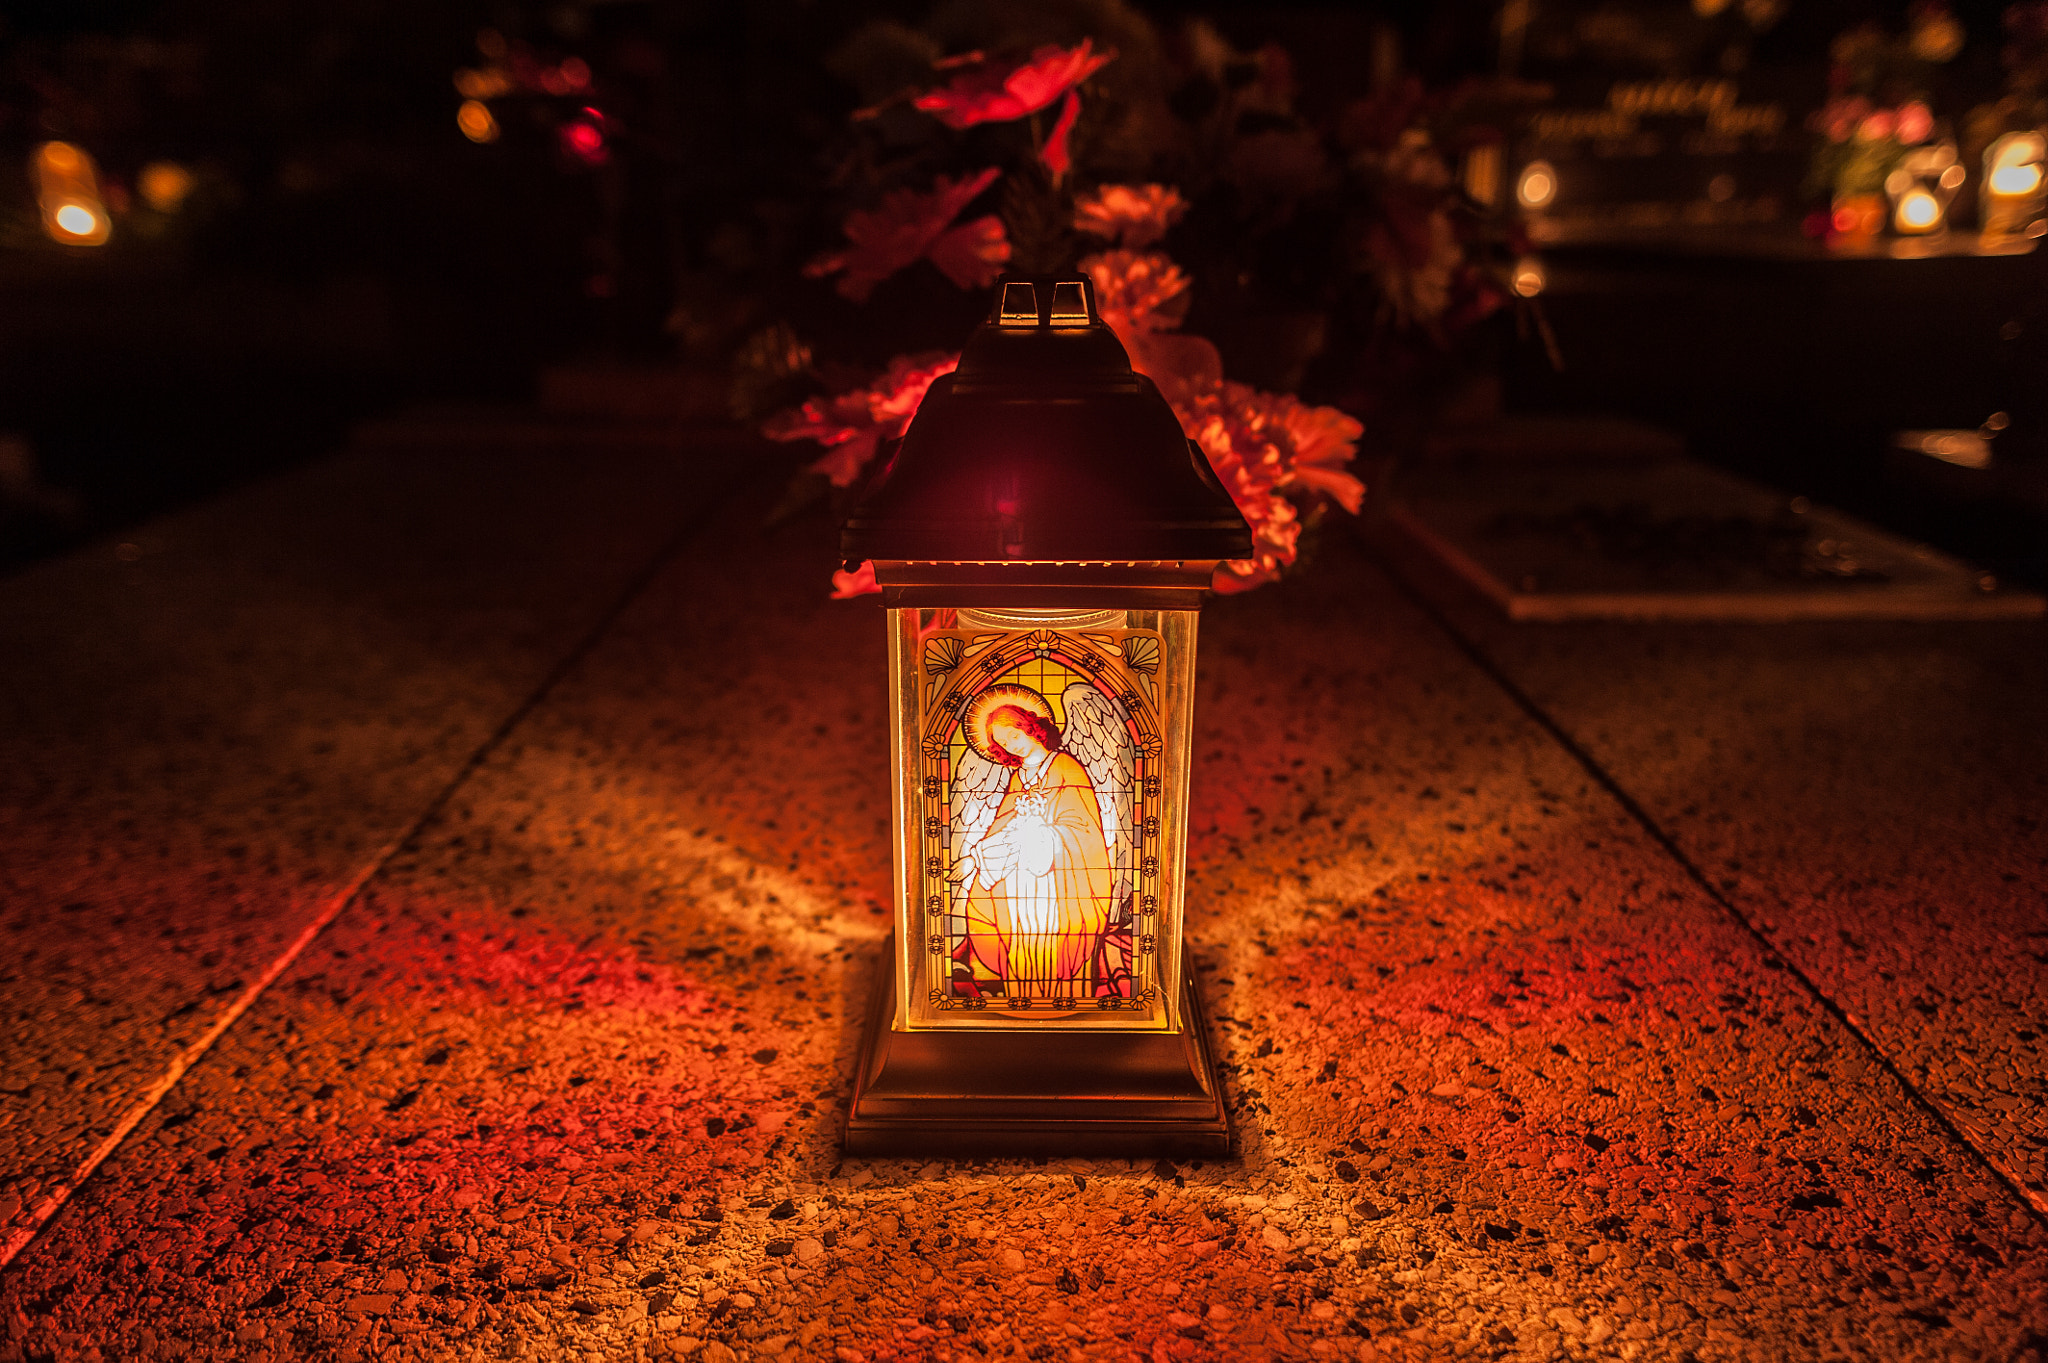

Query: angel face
left=983, top=703, right=1061, bottom=767
left=991, top=717, right=1043, bottom=760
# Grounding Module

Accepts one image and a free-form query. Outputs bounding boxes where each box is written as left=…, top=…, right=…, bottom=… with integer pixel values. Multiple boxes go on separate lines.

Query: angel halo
left=961, top=683, right=1057, bottom=763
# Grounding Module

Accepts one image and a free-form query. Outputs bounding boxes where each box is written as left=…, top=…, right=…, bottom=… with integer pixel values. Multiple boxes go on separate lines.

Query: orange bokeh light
left=457, top=100, right=500, bottom=144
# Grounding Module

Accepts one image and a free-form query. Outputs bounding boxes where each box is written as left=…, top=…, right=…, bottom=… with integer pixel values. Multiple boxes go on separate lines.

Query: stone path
left=1, top=420, right=2043, bottom=1361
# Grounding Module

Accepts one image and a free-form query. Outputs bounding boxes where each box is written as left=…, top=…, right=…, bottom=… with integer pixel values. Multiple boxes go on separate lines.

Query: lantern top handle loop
left=993, top=276, right=1099, bottom=330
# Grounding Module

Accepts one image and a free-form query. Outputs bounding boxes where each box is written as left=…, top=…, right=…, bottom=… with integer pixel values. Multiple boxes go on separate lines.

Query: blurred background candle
left=1982, top=131, right=2047, bottom=239
left=32, top=142, right=111, bottom=247
left=1885, top=143, right=1963, bottom=236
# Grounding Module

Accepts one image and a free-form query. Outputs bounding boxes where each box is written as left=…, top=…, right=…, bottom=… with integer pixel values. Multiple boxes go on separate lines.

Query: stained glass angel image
left=949, top=681, right=1136, bottom=1002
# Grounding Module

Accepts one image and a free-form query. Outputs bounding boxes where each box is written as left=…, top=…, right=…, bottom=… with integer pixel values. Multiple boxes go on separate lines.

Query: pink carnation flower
left=1074, top=184, right=1189, bottom=249
left=1177, top=381, right=1364, bottom=592
left=1081, top=250, right=1192, bottom=334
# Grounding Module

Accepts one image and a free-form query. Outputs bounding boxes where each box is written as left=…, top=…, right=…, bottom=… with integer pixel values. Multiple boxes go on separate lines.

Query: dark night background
left=1, top=0, right=2043, bottom=580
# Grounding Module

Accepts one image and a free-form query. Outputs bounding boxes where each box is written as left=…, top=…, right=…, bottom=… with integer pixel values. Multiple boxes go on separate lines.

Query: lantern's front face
left=841, top=277, right=1250, bottom=1155
left=889, top=603, right=1196, bottom=1033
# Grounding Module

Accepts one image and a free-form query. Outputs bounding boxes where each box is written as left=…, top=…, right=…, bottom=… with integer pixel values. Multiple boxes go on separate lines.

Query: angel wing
left=949, top=741, right=1011, bottom=900
left=1059, top=683, right=1136, bottom=910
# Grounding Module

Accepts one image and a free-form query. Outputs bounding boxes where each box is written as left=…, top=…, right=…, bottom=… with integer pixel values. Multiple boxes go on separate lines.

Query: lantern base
left=843, top=942, right=1233, bottom=1158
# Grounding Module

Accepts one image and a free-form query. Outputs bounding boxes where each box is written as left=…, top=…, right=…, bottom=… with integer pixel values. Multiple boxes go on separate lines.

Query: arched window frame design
left=912, top=623, right=1167, bottom=1023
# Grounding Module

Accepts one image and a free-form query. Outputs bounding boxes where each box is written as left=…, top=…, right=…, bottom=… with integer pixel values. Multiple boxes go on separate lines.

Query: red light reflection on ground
left=4, top=903, right=790, bottom=1357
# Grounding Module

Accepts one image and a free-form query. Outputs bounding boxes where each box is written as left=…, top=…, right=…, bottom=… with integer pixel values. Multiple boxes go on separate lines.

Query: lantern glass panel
left=889, top=604, right=1196, bottom=1033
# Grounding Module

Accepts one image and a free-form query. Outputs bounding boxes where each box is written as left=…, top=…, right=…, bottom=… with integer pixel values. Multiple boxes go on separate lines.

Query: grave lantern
left=1885, top=142, right=1963, bottom=237
left=1983, top=131, right=2048, bottom=241
left=32, top=142, right=111, bottom=247
left=840, top=276, right=1250, bottom=1156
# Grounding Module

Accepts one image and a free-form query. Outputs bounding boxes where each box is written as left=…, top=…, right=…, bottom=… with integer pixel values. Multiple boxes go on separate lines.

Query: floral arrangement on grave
left=1806, top=4, right=1967, bottom=239
left=741, top=7, right=1540, bottom=599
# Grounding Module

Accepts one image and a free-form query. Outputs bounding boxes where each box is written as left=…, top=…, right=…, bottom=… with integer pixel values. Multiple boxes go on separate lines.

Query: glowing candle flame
left=1895, top=188, right=1941, bottom=233
left=1516, top=161, right=1557, bottom=210
left=53, top=203, right=101, bottom=237
left=1990, top=163, right=2043, bottom=197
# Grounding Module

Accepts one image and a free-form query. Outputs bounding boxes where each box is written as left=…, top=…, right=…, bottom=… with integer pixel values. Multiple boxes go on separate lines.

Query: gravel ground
left=2, top=426, right=2045, bottom=1361
left=1380, top=532, right=2048, bottom=1213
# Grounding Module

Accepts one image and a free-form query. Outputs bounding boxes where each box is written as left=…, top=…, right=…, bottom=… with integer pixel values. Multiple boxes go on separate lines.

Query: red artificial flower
left=925, top=213, right=1012, bottom=291
left=805, top=169, right=1006, bottom=302
left=831, top=560, right=880, bottom=599
left=912, top=40, right=1115, bottom=129
left=1073, top=184, right=1187, bottom=249
left=1040, top=89, right=1083, bottom=177
left=763, top=352, right=959, bottom=488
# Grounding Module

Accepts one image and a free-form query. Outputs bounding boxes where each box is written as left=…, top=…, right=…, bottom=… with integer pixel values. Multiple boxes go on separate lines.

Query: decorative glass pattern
left=905, top=614, right=1173, bottom=1021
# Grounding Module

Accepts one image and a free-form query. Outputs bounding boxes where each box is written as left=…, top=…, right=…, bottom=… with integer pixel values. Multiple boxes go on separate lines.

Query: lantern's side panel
left=1146, top=608, right=1199, bottom=1035
left=888, top=605, right=1199, bottom=1034
left=888, top=607, right=926, bottom=1032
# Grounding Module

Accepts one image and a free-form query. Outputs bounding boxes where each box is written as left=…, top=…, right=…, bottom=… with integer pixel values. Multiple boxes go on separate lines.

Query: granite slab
left=3, top=462, right=2042, bottom=1362
left=1375, top=523, right=2048, bottom=1220
left=0, top=419, right=747, bottom=1259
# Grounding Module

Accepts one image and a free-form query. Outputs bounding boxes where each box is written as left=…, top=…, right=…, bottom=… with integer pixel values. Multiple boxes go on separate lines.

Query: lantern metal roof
left=840, top=276, right=1252, bottom=607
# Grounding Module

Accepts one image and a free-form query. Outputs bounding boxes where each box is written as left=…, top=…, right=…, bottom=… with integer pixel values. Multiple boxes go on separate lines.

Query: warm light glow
left=138, top=162, right=194, bottom=213
left=1462, top=143, right=1502, bottom=208
left=1986, top=133, right=2047, bottom=240
left=33, top=142, right=111, bottom=246
left=1988, top=132, right=2046, bottom=171
left=1895, top=188, right=1942, bottom=233
left=899, top=608, right=1194, bottom=1024
left=1990, top=163, right=2043, bottom=197
left=453, top=67, right=511, bottom=100
left=1516, top=160, right=1557, bottom=210
left=1898, top=429, right=1993, bottom=469
left=457, top=99, right=499, bottom=143
left=1831, top=198, right=1884, bottom=237
left=1511, top=256, right=1546, bottom=297
left=53, top=203, right=101, bottom=238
